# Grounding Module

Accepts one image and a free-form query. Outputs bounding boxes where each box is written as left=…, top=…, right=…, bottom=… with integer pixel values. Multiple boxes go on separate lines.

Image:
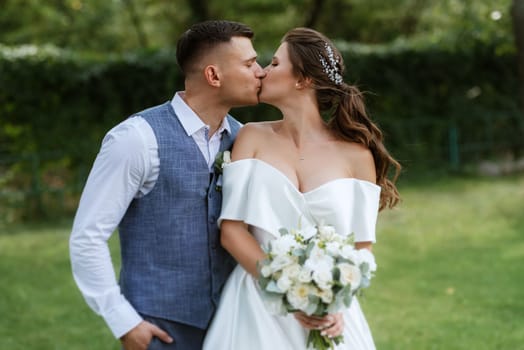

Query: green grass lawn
left=1, top=174, right=523, bottom=349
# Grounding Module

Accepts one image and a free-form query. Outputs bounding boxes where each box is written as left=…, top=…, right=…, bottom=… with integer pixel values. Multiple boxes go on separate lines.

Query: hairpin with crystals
left=319, top=43, right=343, bottom=85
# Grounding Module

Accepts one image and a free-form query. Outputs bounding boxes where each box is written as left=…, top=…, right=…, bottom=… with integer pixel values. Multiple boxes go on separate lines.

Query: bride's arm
left=355, top=241, right=373, bottom=251
left=220, top=123, right=267, bottom=276
left=350, top=143, right=376, bottom=253
left=220, top=220, right=266, bottom=277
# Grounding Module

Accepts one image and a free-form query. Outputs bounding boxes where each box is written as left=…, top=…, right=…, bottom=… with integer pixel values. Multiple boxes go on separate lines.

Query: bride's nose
left=255, top=63, right=267, bottom=78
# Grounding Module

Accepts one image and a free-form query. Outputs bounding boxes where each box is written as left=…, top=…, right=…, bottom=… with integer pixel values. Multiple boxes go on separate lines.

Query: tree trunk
left=186, top=0, right=209, bottom=23
left=304, top=0, right=325, bottom=28
left=512, top=0, right=524, bottom=110
left=123, top=0, right=148, bottom=48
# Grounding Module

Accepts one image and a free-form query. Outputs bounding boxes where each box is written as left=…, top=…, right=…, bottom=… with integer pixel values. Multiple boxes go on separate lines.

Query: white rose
left=318, top=288, right=334, bottom=304
left=338, top=262, right=362, bottom=289
left=260, top=264, right=273, bottom=278
left=269, top=254, right=294, bottom=272
left=282, top=264, right=301, bottom=280
left=271, top=235, right=299, bottom=256
left=318, top=225, right=336, bottom=239
left=307, top=244, right=335, bottom=267
left=340, top=245, right=360, bottom=264
left=222, top=151, right=231, bottom=167
left=300, top=226, right=318, bottom=240
left=276, top=275, right=293, bottom=292
left=357, top=249, right=377, bottom=272
left=325, top=241, right=341, bottom=256
left=310, top=260, right=333, bottom=290
left=298, top=266, right=313, bottom=283
left=286, top=283, right=313, bottom=312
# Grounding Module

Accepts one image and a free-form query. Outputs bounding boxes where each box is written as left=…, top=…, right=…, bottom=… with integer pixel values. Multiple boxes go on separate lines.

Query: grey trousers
left=123, top=314, right=206, bottom=350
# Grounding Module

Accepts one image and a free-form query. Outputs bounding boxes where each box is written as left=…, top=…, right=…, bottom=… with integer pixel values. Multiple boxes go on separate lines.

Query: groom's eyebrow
left=243, top=56, right=258, bottom=65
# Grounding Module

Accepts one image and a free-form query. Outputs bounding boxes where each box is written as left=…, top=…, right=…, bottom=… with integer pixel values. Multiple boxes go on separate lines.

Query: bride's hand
left=294, top=312, right=344, bottom=338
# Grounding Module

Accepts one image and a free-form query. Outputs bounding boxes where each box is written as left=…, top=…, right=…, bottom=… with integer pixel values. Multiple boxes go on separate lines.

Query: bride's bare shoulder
left=232, top=121, right=281, bottom=159
left=237, top=121, right=281, bottom=139
left=340, top=142, right=376, bottom=184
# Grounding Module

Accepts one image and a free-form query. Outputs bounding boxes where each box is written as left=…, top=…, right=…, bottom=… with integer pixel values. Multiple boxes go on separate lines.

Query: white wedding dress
left=203, top=159, right=381, bottom=350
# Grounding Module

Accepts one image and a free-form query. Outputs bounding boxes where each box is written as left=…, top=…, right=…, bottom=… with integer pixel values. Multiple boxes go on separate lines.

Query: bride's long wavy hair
left=283, top=28, right=401, bottom=210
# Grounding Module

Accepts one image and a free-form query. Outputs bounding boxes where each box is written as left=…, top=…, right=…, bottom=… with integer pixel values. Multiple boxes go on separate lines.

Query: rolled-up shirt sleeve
left=69, top=117, right=156, bottom=338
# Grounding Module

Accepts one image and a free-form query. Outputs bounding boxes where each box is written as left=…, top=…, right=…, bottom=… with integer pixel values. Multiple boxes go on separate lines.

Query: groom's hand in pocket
left=120, top=321, right=173, bottom=350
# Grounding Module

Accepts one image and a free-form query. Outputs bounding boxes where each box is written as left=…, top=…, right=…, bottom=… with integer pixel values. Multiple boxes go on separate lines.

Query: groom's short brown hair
left=176, top=20, right=254, bottom=75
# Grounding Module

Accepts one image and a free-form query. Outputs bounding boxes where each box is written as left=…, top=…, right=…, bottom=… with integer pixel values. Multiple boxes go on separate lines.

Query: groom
left=69, top=20, right=265, bottom=350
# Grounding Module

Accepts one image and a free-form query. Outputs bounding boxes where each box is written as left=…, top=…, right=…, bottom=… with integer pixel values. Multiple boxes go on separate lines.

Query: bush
left=0, top=40, right=522, bottom=222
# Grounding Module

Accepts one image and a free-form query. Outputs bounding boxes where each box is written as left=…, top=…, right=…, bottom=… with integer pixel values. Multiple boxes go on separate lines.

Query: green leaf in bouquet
left=360, top=262, right=370, bottom=274
left=279, top=228, right=289, bottom=236
left=327, top=293, right=344, bottom=314
left=297, top=254, right=307, bottom=265
left=307, top=329, right=343, bottom=350
left=256, top=258, right=270, bottom=269
left=328, top=285, right=352, bottom=313
left=305, top=240, right=316, bottom=256
left=260, top=290, right=287, bottom=316
left=337, top=257, right=353, bottom=265
left=266, top=280, right=282, bottom=293
left=283, top=298, right=294, bottom=312
left=292, top=248, right=305, bottom=257
left=332, top=266, right=341, bottom=282
left=342, top=286, right=353, bottom=307
left=313, top=302, right=327, bottom=317
left=258, top=275, right=271, bottom=290
left=308, top=294, right=320, bottom=304
left=213, top=151, right=224, bottom=173
left=360, top=276, right=370, bottom=289
left=305, top=295, right=321, bottom=315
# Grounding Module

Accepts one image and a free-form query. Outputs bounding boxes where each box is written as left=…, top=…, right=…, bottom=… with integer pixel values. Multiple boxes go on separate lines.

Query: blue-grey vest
left=118, top=101, right=240, bottom=329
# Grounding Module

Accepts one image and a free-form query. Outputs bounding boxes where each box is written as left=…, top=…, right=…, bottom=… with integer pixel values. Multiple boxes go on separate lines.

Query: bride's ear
left=295, top=77, right=312, bottom=90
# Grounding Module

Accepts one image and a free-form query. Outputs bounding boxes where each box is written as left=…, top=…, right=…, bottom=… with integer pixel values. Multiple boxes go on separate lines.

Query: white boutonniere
left=214, top=150, right=231, bottom=191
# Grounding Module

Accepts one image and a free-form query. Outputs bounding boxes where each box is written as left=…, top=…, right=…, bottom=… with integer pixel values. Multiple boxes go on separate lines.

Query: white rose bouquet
left=257, top=223, right=377, bottom=350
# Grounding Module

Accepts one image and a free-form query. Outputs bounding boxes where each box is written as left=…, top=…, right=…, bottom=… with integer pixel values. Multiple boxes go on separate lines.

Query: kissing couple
left=70, top=19, right=400, bottom=350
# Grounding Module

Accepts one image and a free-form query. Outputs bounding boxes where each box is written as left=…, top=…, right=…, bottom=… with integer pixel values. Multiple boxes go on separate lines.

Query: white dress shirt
left=69, top=92, right=232, bottom=338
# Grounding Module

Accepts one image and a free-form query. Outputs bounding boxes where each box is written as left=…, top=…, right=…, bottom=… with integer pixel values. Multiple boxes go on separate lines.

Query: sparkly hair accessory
left=319, top=43, right=343, bottom=85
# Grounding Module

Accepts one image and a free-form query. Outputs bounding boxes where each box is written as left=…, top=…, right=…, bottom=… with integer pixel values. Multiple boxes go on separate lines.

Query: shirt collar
left=171, top=92, right=231, bottom=137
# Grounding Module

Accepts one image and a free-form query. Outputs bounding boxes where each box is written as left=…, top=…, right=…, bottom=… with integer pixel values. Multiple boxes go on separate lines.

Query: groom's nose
left=255, top=62, right=267, bottom=78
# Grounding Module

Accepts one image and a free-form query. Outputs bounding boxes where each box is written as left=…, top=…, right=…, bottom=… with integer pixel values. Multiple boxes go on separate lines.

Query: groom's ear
left=204, top=65, right=221, bottom=87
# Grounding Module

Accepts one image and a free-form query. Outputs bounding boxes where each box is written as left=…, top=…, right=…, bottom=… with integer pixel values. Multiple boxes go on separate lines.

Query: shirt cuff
left=102, top=299, right=143, bottom=339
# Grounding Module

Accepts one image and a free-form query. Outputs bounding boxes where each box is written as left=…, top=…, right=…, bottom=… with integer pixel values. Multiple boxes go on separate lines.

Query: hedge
left=0, top=40, right=522, bottom=219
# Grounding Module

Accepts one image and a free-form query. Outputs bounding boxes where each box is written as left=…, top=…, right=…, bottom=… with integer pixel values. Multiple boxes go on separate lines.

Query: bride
left=203, top=27, right=401, bottom=349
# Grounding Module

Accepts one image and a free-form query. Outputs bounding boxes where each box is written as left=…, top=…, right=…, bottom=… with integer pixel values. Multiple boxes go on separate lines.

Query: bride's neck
left=278, top=111, right=330, bottom=147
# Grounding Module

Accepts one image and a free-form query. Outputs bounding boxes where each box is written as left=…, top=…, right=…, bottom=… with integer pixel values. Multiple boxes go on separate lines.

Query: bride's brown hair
left=283, top=28, right=401, bottom=210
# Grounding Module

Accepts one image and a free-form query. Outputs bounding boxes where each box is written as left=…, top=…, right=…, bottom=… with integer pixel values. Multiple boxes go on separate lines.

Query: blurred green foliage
left=0, top=38, right=520, bottom=168
left=0, top=0, right=514, bottom=51
left=0, top=0, right=522, bottom=223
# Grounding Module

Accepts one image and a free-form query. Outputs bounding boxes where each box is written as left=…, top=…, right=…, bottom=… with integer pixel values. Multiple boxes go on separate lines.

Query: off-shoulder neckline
left=225, top=158, right=381, bottom=195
